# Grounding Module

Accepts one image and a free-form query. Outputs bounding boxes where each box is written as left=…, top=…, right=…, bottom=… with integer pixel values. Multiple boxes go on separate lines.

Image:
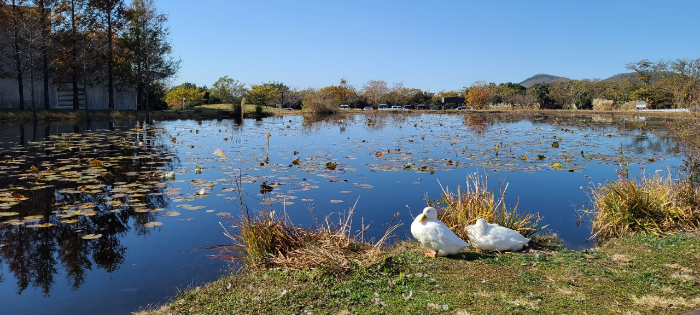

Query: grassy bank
left=136, top=233, right=700, bottom=315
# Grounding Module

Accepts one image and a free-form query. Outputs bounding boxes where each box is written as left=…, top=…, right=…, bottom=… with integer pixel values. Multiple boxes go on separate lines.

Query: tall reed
left=589, top=171, right=700, bottom=240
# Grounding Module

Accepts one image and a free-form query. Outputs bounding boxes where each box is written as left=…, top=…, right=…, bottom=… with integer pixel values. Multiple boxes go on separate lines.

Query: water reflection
left=0, top=112, right=690, bottom=312
left=0, top=121, right=175, bottom=296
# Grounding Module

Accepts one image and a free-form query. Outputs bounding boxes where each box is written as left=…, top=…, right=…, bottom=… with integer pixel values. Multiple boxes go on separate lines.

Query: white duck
left=466, top=218, right=529, bottom=252
left=411, top=207, right=470, bottom=257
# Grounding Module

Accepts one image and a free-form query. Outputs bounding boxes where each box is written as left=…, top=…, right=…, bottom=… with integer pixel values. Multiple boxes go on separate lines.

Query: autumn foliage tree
left=325, top=78, right=356, bottom=106
left=465, top=81, right=491, bottom=109
left=165, top=86, right=204, bottom=109
left=88, top=0, right=125, bottom=110
left=247, top=84, right=280, bottom=107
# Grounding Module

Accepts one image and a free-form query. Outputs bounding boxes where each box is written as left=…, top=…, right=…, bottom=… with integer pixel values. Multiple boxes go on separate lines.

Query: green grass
left=136, top=233, right=700, bottom=315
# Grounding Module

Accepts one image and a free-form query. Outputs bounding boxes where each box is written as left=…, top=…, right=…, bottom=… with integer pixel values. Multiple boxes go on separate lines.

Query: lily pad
left=144, top=222, right=163, bottom=228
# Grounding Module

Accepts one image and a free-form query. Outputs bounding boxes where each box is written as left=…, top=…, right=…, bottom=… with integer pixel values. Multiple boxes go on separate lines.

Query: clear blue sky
left=159, top=0, right=699, bottom=92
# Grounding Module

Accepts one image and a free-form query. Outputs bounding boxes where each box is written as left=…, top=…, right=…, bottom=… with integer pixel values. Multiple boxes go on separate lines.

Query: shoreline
left=0, top=107, right=693, bottom=123
left=135, top=233, right=700, bottom=315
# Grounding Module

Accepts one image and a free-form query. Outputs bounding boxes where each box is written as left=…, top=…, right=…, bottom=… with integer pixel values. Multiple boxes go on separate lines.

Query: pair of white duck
left=411, top=207, right=529, bottom=257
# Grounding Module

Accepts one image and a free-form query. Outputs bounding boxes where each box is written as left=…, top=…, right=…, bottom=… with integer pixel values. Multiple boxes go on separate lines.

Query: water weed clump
left=589, top=171, right=700, bottom=240
left=212, top=205, right=400, bottom=275
left=436, top=174, right=546, bottom=240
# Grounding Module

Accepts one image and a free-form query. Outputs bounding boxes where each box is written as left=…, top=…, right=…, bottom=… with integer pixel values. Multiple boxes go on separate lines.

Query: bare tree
left=362, top=79, right=388, bottom=107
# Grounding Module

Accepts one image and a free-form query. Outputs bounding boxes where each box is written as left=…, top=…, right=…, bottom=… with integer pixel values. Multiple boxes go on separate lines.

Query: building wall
left=0, top=77, right=136, bottom=110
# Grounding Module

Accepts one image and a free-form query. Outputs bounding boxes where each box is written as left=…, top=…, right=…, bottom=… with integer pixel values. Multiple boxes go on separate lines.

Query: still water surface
left=0, top=113, right=686, bottom=314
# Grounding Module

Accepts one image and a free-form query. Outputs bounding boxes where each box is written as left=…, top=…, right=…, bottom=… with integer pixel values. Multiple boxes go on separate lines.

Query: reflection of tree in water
left=520, top=113, right=682, bottom=155
left=301, top=114, right=349, bottom=134
left=462, top=113, right=493, bottom=133
left=361, top=113, right=408, bottom=131
left=0, top=121, right=175, bottom=295
left=301, top=113, right=415, bottom=135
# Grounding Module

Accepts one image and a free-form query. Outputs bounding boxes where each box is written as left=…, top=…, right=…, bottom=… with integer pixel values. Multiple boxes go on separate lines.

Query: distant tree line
left=0, top=0, right=179, bottom=112
left=169, top=58, right=700, bottom=112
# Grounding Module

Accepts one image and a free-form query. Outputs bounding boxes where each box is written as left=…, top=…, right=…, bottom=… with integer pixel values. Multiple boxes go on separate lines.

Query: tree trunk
left=107, top=10, right=114, bottom=110
left=72, top=80, right=79, bottom=110
left=39, top=0, right=50, bottom=109
left=83, top=53, right=91, bottom=122
left=71, top=0, right=79, bottom=110
left=12, top=0, right=25, bottom=110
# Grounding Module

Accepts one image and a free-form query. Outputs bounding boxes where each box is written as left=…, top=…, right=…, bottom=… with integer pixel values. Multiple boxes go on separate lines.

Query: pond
left=0, top=112, right=687, bottom=314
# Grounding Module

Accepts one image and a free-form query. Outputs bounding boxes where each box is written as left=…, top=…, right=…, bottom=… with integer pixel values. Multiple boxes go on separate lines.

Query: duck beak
left=418, top=213, right=426, bottom=222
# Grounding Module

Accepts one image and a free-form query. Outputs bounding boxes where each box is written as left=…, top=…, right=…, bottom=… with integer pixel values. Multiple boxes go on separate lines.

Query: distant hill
left=604, top=72, right=636, bottom=82
left=519, top=74, right=569, bottom=88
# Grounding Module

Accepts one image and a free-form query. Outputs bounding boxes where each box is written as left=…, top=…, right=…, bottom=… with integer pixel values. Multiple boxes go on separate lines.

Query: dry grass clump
left=435, top=174, right=546, bottom=240
left=211, top=147, right=398, bottom=274
left=619, top=101, right=639, bottom=110
left=211, top=204, right=399, bottom=274
left=592, top=99, right=614, bottom=111
left=589, top=172, right=700, bottom=240
left=488, top=103, right=514, bottom=110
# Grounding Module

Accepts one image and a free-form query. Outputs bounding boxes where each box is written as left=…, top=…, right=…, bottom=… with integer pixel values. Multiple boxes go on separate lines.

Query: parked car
left=430, top=105, right=441, bottom=110
left=416, top=105, right=427, bottom=110
left=363, top=106, right=373, bottom=110
left=403, top=105, right=412, bottom=110
left=378, top=104, right=389, bottom=110
left=391, top=105, right=403, bottom=110
left=339, top=104, right=350, bottom=110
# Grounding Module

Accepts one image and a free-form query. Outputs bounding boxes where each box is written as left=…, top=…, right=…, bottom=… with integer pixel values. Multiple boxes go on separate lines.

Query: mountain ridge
left=518, top=72, right=637, bottom=87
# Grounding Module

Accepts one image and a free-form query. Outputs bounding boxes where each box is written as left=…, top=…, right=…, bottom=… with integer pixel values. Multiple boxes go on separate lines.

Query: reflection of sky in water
left=0, top=113, right=687, bottom=314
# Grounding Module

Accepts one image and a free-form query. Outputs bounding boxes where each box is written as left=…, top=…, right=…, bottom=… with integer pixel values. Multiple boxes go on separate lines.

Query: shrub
left=302, top=90, right=339, bottom=115
left=165, top=86, right=206, bottom=109
left=435, top=173, right=546, bottom=240
left=578, top=92, right=593, bottom=110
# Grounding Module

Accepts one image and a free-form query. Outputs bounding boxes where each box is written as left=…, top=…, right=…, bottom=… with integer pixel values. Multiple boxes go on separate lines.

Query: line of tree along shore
left=168, top=58, right=700, bottom=112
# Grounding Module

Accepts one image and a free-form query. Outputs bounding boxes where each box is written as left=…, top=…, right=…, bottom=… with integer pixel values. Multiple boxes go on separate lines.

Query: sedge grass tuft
left=589, top=171, right=700, bottom=240
left=435, top=173, right=547, bottom=240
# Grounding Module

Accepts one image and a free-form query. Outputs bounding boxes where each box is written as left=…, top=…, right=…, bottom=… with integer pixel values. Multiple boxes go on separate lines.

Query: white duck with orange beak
left=411, top=207, right=470, bottom=257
